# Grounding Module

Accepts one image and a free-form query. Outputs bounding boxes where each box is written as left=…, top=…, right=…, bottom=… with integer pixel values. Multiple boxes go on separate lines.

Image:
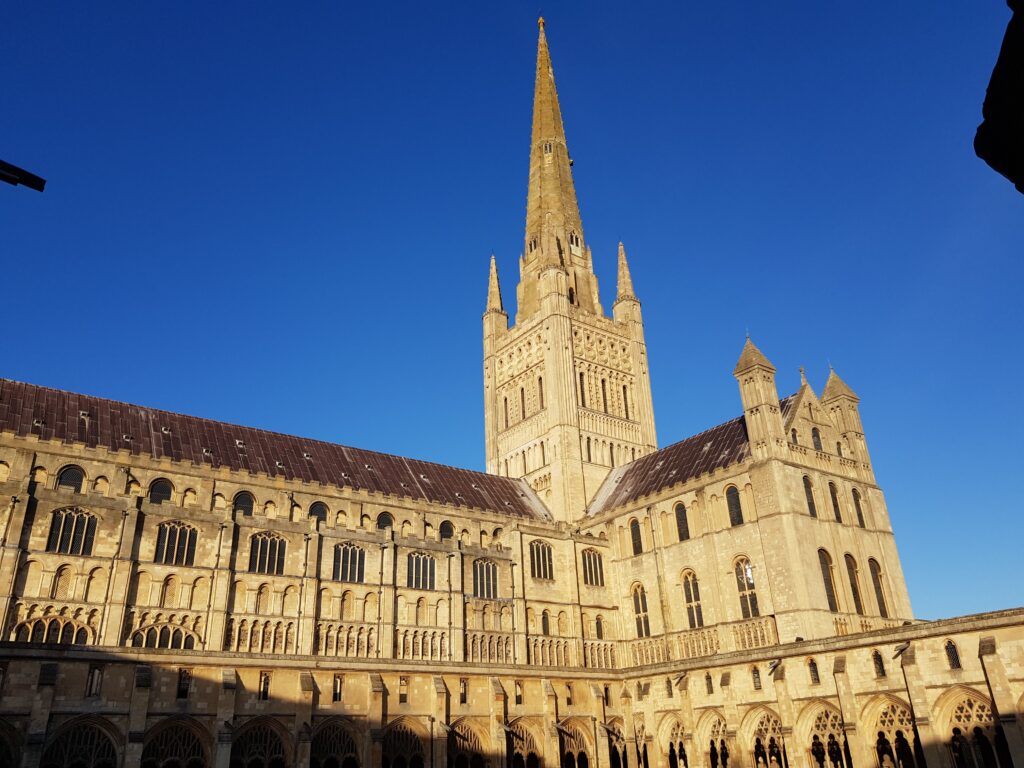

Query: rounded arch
left=229, top=717, right=290, bottom=768
left=41, top=715, right=120, bottom=768
left=56, top=464, right=86, bottom=493
left=148, top=478, right=174, bottom=505
left=141, top=716, right=210, bottom=768
left=376, top=512, right=394, bottom=530
left=310, top=717, right=361, bottom=768
left=232, top=492, right=255, bottom=517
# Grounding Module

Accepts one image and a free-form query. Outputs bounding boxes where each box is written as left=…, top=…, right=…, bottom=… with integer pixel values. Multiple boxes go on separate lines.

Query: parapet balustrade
left=465, top=629, right=514, bottom=663
left=394, top=624, right=449, bottom=661
left=527, top=635, right=574, bottom=667
left=582, top=639, right=616, bottom=669
left=315, top=620, right=378, bottom=658
left=731, top=615, right=777, bottom=650
left=628, top=637, right=669, bottom=666
left=675, top=625, right=721, bottom=659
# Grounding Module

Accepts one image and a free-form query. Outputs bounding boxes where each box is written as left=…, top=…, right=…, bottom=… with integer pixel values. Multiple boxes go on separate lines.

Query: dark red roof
left=0, top=379, right=548, bottom=520
left=589, top=395, right=796, bottom=515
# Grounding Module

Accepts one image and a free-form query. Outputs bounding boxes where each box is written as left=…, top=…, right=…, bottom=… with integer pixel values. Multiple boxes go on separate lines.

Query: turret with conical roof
left=821, top=366, right=869, bottom=467
left=733, top=337, right=784, bottom=458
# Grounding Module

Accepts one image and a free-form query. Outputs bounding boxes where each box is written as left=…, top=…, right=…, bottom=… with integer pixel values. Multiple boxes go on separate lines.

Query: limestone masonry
left=0, top=18, right=1020, bottom=768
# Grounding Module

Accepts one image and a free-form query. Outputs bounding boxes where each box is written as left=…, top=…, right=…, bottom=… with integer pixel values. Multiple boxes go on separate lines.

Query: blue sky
left=3, top=2, right=1021, bottom=620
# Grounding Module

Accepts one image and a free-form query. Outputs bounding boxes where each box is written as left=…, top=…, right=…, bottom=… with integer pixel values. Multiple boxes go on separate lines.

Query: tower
left=483, top=19, right=657, bottom=522
left=732, top=337, right=785, bottom=460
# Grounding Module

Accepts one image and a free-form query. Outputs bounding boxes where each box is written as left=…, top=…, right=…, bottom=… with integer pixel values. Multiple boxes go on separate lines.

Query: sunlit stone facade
left=0, top=18, right=1021, bottom=768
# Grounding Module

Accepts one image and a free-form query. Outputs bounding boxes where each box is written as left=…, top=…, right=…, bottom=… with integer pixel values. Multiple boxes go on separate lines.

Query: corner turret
left=733, top=338, right=785, bottom=458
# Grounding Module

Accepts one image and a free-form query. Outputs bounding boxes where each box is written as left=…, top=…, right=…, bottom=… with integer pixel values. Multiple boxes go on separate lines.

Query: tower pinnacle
left=615, top=242, right=636, bottom=301
left=486, top=254, right=504, bottom=313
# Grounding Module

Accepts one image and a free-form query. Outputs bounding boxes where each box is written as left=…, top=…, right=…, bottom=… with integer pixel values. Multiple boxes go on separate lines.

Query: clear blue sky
left=3, top=2, right=1021, bottom=620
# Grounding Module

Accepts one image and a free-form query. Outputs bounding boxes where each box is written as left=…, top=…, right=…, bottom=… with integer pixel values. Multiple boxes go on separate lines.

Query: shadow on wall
left=0, top=647, right=1019, bottom=768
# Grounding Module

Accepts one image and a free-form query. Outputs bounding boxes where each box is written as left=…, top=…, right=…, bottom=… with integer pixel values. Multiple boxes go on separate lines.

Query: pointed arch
left=141, top=715, right=211, bottom=768
left=229, top=717, right=290, bottom=768
left=310, top=718, right=361, bottom=768
left=40, top=715, right=120, bottom=768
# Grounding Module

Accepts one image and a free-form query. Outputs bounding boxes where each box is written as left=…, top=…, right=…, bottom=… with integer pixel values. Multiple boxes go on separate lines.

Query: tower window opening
left=503, top=397, right=509, bottom=429
left=538, top=376, right=544, bottom=409
left=623, top=385, right=629, bottom=419
left=601, top=379, right=608, bottom=413
left=544, top=142, right=552, bottom=154
left=520, top=387, right=526, bottom=420
left=568, top=287, right=576, bottom=304
left=579, top=372, right=587, bottom=408
left=586, top=437, right=592, bottom=462
left=812, top=428, right=823, bottom=452
left=845, top=554, right=864, bottom=615
left=829, top=482, right=843, bottom=523
left=791, top=429, right=798, bottom=444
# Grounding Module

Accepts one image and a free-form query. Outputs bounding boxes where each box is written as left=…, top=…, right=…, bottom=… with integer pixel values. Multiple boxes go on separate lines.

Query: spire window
left=845, top=554, right=864, bottom=615
left=811, top=428, right=823, bottom=452
left=829, top=483, right=843, bottom=523
left=818, top=549, right=839, bottom=612
left=682, top=571, right=704, bottom=629
left=803, top=476, right=818, bottom=517
left=869, top=559, right=889, bottom=618
left=726, top=486, right=744, bottom=526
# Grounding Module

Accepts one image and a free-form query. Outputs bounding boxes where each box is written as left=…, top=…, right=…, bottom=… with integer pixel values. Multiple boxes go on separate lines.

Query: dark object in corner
left=975, top=0, right=1024, bottom=193
left=0, top=159, right=46, bottom=192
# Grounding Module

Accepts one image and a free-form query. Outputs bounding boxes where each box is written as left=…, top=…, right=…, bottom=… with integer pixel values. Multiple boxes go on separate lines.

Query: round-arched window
left=233, top=492, right=255, bottom=516
left=149, top=479, right=173, bottom=505
left=376, top=512, right=394, bottom=530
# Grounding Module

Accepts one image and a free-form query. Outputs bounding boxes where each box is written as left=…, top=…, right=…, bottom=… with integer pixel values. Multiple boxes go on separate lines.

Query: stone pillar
left=978, top=636, right=1024, bottom=764
left=19, top=661, right=56, bottom=768
left=124, top=665, right=153, bottom=766
left=215, top=669, right=238, bottom=768
left=900, top=646, right=950, bottom=768
left=491, top=678, right=509, bottom=768
left=772, top=663, right=800, bottom=768
left=432, top=676, right=449, bottom=768
left=295, top=672, right=316, bottom=768
left=831, top=658, right=871, bottom=768
left=543, top=679, right=561, bottom=766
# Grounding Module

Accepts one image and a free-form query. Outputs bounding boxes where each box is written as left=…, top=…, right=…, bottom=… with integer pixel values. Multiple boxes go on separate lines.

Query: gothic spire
left=615, top=242, right=636, bottom=301
left=524, top=17, right=585, bottom=264
left=733, top=337, right=776, bottom=375
left=486, top=254, right=504, bottom=313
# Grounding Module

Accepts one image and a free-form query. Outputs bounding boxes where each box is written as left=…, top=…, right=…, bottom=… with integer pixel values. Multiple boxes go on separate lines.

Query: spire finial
left=799, top=366, right=807, bottom=385
left=538, top=16, right=545, bottom=29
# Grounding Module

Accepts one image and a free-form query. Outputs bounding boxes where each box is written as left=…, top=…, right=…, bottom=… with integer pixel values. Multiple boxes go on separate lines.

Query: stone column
left=215, top=668, right=238, bottom=768
left=900, top=646, right=949, bottom=768
left=19, top=661, right=56, bottom=768
left=978, top=636, right=1024, bottom=763
left=831, top=658, right=871, bottom=768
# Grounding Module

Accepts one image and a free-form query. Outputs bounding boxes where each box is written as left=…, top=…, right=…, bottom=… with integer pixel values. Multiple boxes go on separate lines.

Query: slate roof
left=589, top=394, right=796, bottom=516
left=0, top=379, right=549, bottom=521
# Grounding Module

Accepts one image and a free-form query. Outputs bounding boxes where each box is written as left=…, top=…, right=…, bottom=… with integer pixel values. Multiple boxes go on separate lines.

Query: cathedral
left=0, top=18, right=1021, bottom=768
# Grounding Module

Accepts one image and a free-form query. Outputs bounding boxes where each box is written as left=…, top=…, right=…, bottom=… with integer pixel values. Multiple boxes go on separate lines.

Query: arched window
left=808, top=658, right=820, bottom=685
left=529, top=539, right=553, bottom=580
left=407, top=552, right=436, bottom=590
left=503, top=397, right=509, bottom=429
left=154, top=521, right=197, bottom=566
left=233, top=492, right=255, bottom=516
left=629, top=518, right=643, bottom=555
left=791, top=429, right=799, bottom=444
left=582, top=548, right=604, bottom=587
left=945, top=640, right=961, bottom=670
left=726, top=486, right=744, bottom=526
left=45, top=508, right=97, bottom=556
left=675, top=503, right=690, bottom=541
left=734, top=557, right=759, bottom=618
left=473, top=559, right=498, bottom=599
left=333, top=543, right=365, bottom=583
left=439, top=520, right=454, bottom=541
left=41, top=721, right=117, bottom=768
left=568, top=287, right=576, bottom=305
left=836, top=442, right=843, bottom=457
left=829, top=483, right=843, bottom=523
left=869, top=559, right=889, bottom=618
left=872, top=649, right=886, bottom=677
left=520, top=387, right=526, bottom=420
left=811, top=428, right=823, bottom=452
left=803, top=476, right=818, bottom=517
left=309, top=501, right=328, bottom=521
left=752, top=666, right=762, bottom=690
left=682, top=571, right=704, bottom=629
left=818, top=549, right=839, bottom=612
left=249, top=532, right=286, bottom=575
left=601, top=379, right=609, bottom=413
left=852, top=489, right=866, bottom=528
left=844, top=554, right=864, bottom=615
left=148, top=479, right=173, bottom=505
left=541, top=610, right=551, bottom=635
left=632, top=585, right=651, bottom=638
left=56, top=465, right=85, bottom=493
left=579, top=372, right=587, bottom=408
left=705, top=673, right=714, bottom=695
left=376, top=512, right=394, bottom=530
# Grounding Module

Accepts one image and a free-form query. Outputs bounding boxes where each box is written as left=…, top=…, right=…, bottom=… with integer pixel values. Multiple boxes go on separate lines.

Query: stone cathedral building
left=0, top=18, right=1021, bottom=768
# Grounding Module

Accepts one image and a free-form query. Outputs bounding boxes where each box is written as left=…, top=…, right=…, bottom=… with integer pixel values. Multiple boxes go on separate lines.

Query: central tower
left=483, top=19, right=658, bottom=522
